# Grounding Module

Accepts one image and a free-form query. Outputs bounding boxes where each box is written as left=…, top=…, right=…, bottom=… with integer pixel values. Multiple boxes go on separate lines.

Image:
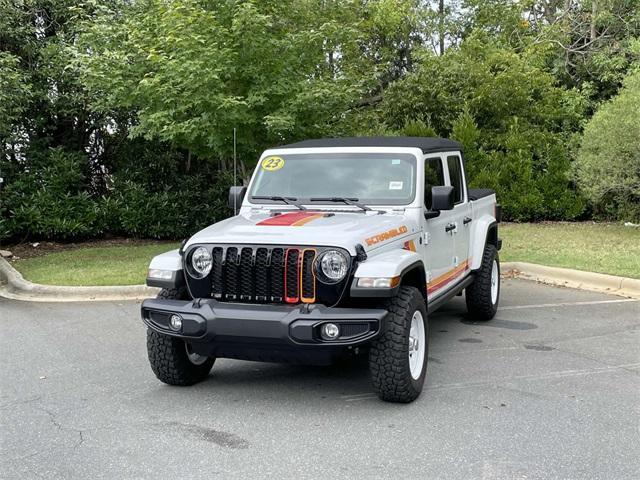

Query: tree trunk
left=439, top=0, right=445, bottom=56
left=590, top=0, right=597, bottom=41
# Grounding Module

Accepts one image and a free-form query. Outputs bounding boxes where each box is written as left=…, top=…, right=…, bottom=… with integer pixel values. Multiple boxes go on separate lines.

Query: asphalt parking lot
left=1, top=279, right=639, bottom=479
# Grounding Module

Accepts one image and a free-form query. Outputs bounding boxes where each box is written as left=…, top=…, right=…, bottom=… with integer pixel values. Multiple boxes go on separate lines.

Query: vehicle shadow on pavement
left=177, top=305, right=487, bottom=401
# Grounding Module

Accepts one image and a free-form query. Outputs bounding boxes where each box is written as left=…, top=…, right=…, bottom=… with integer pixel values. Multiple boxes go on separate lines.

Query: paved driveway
left=1, top=279, right=639, bottom=479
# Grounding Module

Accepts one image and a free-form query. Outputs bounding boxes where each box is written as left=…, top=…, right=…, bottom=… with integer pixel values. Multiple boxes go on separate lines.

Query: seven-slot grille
left=208, top=246, right=317, bottom=304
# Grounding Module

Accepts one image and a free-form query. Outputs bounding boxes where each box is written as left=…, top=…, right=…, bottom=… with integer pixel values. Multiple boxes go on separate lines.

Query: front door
left=422, top=155, right=455, bottom=299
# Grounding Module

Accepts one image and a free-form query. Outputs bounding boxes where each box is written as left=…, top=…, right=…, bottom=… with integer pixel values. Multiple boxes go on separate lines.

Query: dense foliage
left=380, top=37, right=587, bottom=220
left=1, top=0, right=639, bottom=242
left=575, top=69, right=640, bottom=221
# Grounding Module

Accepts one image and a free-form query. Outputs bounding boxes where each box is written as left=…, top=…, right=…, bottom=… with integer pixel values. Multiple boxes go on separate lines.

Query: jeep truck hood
left=185, top=210, right=419, bottom=255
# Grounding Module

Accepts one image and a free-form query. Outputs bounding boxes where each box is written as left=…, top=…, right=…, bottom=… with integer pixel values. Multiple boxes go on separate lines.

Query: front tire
left=465, top=244, right=500, bottom=320
left=369, top=286, right=428, bottom=403
left=146, top=288, right=215, bottom=386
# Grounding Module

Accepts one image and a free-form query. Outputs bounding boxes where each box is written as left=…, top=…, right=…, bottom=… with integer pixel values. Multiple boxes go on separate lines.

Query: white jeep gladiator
left=142, top=137, right=502, bottom=403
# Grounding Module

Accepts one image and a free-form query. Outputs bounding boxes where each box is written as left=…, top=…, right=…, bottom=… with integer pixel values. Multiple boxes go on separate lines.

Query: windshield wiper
left=251, top=196, right=306, bottom=211
left=310, top=197, right=371, bottom=212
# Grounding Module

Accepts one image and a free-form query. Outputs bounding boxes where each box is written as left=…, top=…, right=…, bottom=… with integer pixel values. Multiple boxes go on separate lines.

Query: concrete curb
left=1, top=257, right=637, bottom=302
left=501, top=261, right=640, bottom=299
left=0, top=257, right=159, bottom=302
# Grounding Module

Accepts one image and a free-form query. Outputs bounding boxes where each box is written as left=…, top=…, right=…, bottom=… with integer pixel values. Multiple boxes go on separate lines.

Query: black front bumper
left=141, top=299, right=387, bottom=364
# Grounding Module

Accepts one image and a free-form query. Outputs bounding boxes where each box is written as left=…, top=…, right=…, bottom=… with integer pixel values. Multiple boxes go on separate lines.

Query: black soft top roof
left=278, top=136, right=462, bottom=154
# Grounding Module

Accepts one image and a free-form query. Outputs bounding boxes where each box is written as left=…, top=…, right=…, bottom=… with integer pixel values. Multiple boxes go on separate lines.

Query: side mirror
left=228, top=186, right=247, bottom=214
left=431, top=185, right=455, bottom=211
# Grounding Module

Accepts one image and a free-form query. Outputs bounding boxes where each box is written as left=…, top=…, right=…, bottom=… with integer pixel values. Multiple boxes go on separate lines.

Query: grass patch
left=9, top=223, right=639, bottom=286
left=500, top=223, right=640, bottom=279
left=13, top=242, right=179, bottom=286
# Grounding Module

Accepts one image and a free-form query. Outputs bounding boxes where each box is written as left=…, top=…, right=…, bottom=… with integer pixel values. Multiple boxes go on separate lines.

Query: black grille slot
left=211, top=247, right=224, bottom=298
left=239, top=247, right=254, bottom=300
left=301, top=250, right=316, bottom=301
left=270, top=248, right=285, bottom=302
left=285, top=249, right=300, bottom=302
left=254, top=248, right=269, bottom=301
left=224, top=247, right=239, bottom=300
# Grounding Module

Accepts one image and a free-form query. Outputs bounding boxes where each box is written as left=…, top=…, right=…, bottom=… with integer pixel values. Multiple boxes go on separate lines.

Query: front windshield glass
left=248, top=153, right=416, bottom=205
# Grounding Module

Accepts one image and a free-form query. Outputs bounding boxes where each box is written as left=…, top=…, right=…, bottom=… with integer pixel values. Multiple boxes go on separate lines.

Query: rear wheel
left=146, top=288, right=215, bottom=386
left=465, top=244, right=500, bottom=320
left=369, top=286, right=428, bottom=403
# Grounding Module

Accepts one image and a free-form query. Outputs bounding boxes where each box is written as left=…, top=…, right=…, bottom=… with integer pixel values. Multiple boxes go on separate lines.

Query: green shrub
left=575, top=70, right=640, bottom=222
left=0, top=145, right=235, bottom=242
left=1, top=148, right=104, bottom=240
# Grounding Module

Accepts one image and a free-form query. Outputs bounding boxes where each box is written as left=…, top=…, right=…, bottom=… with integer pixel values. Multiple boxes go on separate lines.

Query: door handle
left=463, top=217, right=472, bottom=225
left=445, top=223, right=456, bottom=233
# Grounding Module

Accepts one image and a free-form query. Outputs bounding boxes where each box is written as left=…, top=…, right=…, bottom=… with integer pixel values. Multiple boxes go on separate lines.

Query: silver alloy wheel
left=490, top=259, right=499, bottom=305
left=185, top=343, right=208, bottom=365
left=408, top=310, right=426, bottom=380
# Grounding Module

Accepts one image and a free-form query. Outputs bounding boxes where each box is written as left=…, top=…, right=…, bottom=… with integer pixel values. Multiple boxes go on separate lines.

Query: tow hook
left=299, top=304, right=312, bottom=314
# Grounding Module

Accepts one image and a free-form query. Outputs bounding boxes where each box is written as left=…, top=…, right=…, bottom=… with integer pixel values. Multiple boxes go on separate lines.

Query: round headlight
left=190, top=247, right=212, bottom=278
left=316, top=250, right=349, bottom=284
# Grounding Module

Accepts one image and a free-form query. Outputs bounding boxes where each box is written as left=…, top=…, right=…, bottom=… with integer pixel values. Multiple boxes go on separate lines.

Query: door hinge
left=423, top=232, right=430, bottom=245
left=426, top=271, right=433, bottom=283
left=453, top=256, right=459, bottom=267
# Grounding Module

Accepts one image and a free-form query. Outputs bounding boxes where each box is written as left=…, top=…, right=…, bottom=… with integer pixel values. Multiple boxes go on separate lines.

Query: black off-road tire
left=465, top=244, right=500, bottom=321
left=147, top=288, right=215, bottom=386
left=156, top=286, right=189, bottom=301
left=369, top=286, right=428, bottom=403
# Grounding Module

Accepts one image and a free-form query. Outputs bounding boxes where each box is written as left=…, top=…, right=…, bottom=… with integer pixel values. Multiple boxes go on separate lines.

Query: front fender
left=146, top=249, right=185, bottom=289
left=354, top=249, right=423, bottom=278
left=351, top=249, right=425, bottom=298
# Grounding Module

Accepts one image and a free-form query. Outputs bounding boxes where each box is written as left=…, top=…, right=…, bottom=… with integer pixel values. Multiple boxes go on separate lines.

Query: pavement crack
left=75, top=430, right=85, bottom=450
left=33, top=402, right=87, bottom=450
left=38, top=406, right=63, bottom=431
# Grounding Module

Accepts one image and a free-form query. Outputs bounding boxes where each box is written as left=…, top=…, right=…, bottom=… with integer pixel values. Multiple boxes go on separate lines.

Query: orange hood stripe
left=257, top=212, right=324, bottom=227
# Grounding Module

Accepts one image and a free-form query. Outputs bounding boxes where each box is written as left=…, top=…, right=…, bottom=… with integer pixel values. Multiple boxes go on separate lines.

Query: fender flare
left=351, top=249, right=426, bottom=298
left=469, top=216, right=500, bottom=271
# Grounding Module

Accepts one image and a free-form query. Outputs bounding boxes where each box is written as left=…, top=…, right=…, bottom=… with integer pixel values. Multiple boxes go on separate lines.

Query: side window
left=447, top=155, right=465, bottom=204
left=424, top=157, right=445, bottom=209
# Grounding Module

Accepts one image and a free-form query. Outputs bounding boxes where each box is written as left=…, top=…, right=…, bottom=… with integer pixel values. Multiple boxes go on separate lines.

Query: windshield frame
left=245, top=148, right=421, bottom=208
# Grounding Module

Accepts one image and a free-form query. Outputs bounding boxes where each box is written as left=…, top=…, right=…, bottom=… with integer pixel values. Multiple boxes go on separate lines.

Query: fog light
left=321, top=323, right=340, bottom=340
left=169, top=314, right=182, bottom=331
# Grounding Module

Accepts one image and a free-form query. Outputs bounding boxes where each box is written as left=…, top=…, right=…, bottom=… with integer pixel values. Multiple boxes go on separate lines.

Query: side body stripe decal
left=427, top=260, right=470, bottom=295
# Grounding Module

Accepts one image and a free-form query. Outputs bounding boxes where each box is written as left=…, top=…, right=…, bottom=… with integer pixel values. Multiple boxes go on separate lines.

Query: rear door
left=421, top=155, right=454, bottom=298
left=445, top=154, right=472, bottom=275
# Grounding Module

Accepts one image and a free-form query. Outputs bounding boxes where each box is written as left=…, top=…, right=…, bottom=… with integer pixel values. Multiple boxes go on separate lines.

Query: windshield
left=248, top=153, right=416, bottom=206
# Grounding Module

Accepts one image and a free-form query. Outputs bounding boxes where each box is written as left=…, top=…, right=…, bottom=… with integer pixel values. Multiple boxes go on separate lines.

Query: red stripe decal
left=257, top=212, right=323, bottom=226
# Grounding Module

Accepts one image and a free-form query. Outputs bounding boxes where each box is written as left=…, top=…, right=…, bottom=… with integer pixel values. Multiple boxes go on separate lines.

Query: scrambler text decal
left=365, top=225, right=408, bottom=246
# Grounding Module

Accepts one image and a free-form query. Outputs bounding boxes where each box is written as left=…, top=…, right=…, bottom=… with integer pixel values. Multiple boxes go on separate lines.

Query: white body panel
left=149, top=145, right=498, bottom=301
left=184, top=210, right=420, bottom=255
left=148, top=249, right=182, bottom=271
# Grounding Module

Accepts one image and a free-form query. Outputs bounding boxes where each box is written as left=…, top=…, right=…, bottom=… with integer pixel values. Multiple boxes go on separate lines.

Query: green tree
left=575, top=69, right=640, bottom=221
left=75, top=0, right=372, bottom=169
left=379, top=35, right=587, bottom=220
